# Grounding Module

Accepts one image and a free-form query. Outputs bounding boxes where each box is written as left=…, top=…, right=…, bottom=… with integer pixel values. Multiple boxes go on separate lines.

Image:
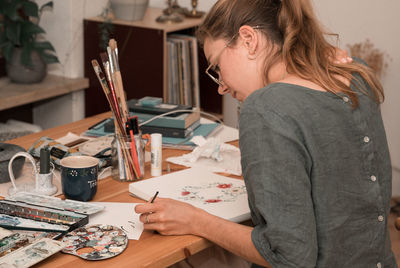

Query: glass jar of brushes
left=111, top=131, right=145, bottom=181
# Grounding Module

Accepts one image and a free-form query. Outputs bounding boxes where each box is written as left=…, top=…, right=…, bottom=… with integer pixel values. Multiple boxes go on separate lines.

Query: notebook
left=129, top=167, right=250, bottom=223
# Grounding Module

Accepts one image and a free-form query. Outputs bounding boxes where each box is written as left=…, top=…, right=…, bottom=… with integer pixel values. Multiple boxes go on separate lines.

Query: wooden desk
left=0, top=75, right=88, bottom=111
left=7, top=112, right=214, bottom=268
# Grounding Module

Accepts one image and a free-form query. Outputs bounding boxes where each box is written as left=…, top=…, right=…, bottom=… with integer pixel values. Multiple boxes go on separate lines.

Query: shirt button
left=377, top=262, right=381, bottom=268
left=363, top=136, right=370, bottom=143
left=371, top=175, right=377, bottom=182
left=378, top=215, right=384, bottom=222
left=343, top=96, right=349, bottom=102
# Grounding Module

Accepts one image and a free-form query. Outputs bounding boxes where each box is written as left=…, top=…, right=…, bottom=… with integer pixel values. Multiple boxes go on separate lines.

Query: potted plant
left=0, top=0, right=59, bottom=84
left=110, top=0, right=149, bottom=21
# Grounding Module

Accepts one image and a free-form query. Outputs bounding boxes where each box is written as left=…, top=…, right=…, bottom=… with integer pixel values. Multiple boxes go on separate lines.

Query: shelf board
left=86, top=7, right=205, bottom=33
left=0, top=75, right=89, bottom=111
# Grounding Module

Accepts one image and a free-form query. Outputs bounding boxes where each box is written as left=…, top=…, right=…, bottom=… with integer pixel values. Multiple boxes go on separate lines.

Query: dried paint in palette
left=0, top=214, right=69, bottom=232
left=7, top=192, right=104, bottom=215
left=0, top=230, right=61, bottom=258
left=0, top=199, right=89, bottom=233
left=61, top=224, right=128, bottom=260
left=0, top=238, right=65, bottom=268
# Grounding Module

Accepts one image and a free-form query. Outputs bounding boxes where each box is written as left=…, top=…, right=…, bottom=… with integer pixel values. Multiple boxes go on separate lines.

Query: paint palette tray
left=0, top=238, right=65, bottom=268
left=7, top=192, right=104, bottom=215
left=62, top=224, right=128, bottom=260
left=0, top=199, right=88, bottom=233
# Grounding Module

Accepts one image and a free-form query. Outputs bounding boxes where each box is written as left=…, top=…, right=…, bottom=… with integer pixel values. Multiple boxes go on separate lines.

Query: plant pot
left=110, top=0, right=149, bottom=21
left=6, top=48, right=47, bottom=84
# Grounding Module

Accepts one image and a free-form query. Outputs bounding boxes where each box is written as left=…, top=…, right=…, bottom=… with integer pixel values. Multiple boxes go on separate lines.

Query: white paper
left=55, top=132, right=90, bottom=145
left=200, top=118, right=239, bottom=143
left=129, top=167, right=250, bottom=223
left=167, top=137, right=242, bottom=176
left=89, top=202, right=144, bottom=240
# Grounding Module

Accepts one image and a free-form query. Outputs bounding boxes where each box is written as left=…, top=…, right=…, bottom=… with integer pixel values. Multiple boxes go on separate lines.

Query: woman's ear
left=238, top=25, right=259, bottom=58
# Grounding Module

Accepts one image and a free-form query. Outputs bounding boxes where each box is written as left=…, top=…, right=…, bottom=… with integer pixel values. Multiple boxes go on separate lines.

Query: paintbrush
left=99, top=52, right=124, bottom=125
left=108, top=39, right=129, bottom=120
left=92, top=59, right=139, bottom=180
left=91, top=60, right=125, bottom=133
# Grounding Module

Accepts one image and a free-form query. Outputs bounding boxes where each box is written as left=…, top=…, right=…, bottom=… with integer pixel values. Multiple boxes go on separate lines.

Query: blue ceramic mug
left=60, top=156, right=99, bottom=202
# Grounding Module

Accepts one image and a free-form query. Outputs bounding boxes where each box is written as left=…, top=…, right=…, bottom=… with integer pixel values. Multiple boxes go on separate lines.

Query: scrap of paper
left=89, top=202, right=143, bottom=240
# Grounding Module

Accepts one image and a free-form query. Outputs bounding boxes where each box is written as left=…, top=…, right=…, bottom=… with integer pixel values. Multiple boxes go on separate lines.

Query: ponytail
left=198, top=0, right=384, bottom=107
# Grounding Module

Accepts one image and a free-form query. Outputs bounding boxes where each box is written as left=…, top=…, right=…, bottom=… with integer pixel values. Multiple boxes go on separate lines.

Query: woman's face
left=203, top=36, right=265, bottom=101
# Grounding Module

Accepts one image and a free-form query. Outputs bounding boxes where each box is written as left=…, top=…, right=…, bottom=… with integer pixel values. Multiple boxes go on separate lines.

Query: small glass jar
left=111, top=132, right=145, bottom=181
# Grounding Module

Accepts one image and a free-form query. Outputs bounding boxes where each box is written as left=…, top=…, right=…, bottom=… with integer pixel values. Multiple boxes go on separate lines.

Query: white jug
left=8, top=152, right=57, bottom=196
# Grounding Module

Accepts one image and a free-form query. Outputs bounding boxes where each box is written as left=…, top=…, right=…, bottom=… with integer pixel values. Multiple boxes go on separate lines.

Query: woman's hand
left=135, top=198, right=203, bottom=236
left=332, top=47, right=353, bottom=64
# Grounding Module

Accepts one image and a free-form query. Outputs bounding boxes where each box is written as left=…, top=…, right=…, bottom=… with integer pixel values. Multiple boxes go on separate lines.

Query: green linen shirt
left=239, top=77, right=396, bottom=267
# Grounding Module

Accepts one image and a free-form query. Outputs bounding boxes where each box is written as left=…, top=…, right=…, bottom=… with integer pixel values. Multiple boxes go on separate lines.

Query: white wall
left=38, top=0, right=400, bottom=194
left=32, top=0, right=108, bottom=128
left=312, top=0, right=400, bottom=195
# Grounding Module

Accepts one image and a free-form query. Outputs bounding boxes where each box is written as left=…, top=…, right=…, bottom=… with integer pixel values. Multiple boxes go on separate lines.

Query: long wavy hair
left=197, top=0, right=384, bottom=107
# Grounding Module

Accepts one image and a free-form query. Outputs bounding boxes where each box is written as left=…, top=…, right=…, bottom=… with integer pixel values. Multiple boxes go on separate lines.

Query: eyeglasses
left=205, top=26, right=262, bottom=86
left=205, top=34, right=237, bottom=86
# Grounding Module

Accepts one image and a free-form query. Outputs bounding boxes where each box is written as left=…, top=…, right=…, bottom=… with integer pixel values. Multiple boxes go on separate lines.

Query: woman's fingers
left=332, top=48, right=353, bottom=64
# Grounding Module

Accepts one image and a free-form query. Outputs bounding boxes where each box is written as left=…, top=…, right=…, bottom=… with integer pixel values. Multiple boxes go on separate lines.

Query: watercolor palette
left=0, top=238, right=65, bottom=268
left=7, top=192, right=104, bottom=215
left=0, top=199, right=88, bottom=233
left=62, top=224, right=128, bottom=260
left=0, top=229, right=61, bottom=258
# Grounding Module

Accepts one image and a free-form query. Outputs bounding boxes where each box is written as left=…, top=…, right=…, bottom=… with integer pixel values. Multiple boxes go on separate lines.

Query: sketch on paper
left=179, top=182, right=246, bottom=204
left=129, top=167, right=251, bottom=222
left=89, top=202, right=144, bottom=240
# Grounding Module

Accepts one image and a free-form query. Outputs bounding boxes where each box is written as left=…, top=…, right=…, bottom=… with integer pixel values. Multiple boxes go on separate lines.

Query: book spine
left=140, top=120, right=200, bottom=138
left=133, top=112, right=200, bottom=129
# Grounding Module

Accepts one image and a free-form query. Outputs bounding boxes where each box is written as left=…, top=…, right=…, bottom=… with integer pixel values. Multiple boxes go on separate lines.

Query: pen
left=149, top=191, right=159, bottom=203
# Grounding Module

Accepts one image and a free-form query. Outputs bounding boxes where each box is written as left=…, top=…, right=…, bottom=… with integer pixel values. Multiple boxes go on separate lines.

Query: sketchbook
left=129, top=167, right=250, bottom=223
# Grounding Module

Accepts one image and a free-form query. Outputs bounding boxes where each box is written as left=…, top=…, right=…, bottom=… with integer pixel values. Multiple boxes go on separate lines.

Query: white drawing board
left=129, top=167, right=250, bottom=223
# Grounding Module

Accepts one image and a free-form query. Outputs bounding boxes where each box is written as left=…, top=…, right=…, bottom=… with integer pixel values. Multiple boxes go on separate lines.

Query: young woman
left=136, top=0, right=396, bottom=267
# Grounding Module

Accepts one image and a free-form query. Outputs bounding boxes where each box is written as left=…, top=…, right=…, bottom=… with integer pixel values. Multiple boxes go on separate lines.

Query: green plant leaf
left=5, top=22, right=21, bottom=45
left=0, top=0, right=9, bottom=12
left=3, top=0, right=23, bottom=21
left=39, top=1, right=53, bottom=14
left=0, top=41, right=14, bottom=62
left=20, top=21, right=45, bottom=43
left=40, top=52, right=59, bottom=64
left=22, top=1, right=39, bottom=18
left=20, top=45, right=33, bottom=67
left=0, top=30, right=7, bottom=45
left=34, top=41, right=55, bottom=52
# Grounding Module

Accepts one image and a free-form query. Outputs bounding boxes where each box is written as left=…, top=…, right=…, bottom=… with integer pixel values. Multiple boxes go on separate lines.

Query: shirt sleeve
left=239, top=100, right=318, bottom=268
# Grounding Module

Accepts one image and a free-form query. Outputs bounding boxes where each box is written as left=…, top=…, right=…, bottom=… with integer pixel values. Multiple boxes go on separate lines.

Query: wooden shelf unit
left=84, top=7, right=221, bottom=117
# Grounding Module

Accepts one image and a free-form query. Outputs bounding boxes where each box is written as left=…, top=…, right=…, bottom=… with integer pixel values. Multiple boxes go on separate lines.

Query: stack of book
left=131, top=111, right=201, bottom=139
left=127, top=98, right=200, bottom=139
left=128, top=98, right=222, bottom=150
left=166, top=34, right=200, bottom=108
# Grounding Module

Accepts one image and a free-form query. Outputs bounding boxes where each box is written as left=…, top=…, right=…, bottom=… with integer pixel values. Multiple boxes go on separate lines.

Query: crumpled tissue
left=166, top=136, right=242, bottom=176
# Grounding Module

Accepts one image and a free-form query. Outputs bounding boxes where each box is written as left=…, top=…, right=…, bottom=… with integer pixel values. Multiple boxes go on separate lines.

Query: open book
left=129, top=167, right=250, bottom=223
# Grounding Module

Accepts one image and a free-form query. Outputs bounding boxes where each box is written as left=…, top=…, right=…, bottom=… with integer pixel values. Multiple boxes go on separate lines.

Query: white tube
left=150, top=133, right=162, bottom=177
